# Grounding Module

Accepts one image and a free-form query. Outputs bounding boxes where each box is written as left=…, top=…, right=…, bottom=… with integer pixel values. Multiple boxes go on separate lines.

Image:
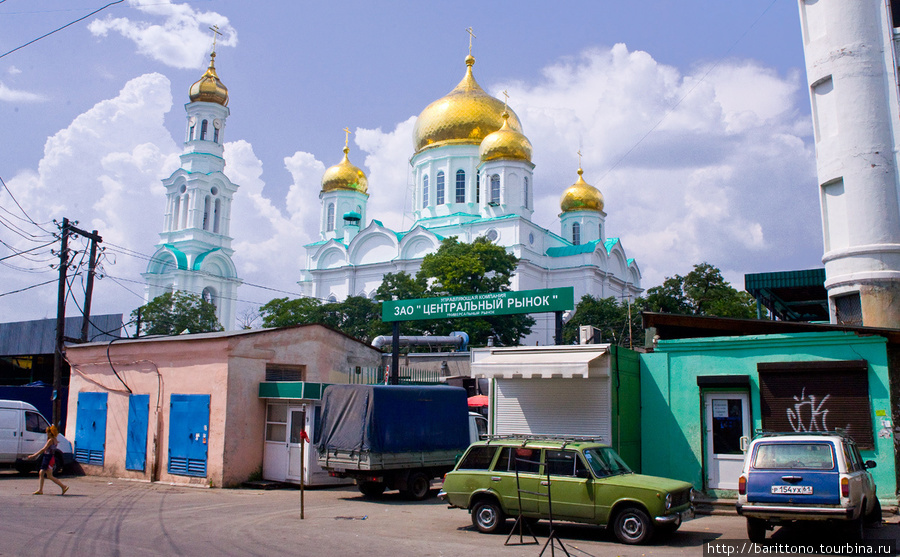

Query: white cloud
left=0, top=82, right=46, bottom=102
left=355, top=117, right=417, bottom=232
left=88, top=0, right=236, bottom=69
left=7, top=66, right=22, bottom=76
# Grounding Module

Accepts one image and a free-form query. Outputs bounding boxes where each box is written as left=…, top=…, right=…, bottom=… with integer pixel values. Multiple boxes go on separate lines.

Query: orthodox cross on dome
left=466, top=27, right=476, bottom=55
left=209, top=25, right=223, bottom=54
left=343, top=127, right=352, bottom=148
left=577, top=149, right=583, bottom=169
left=502, top=90, right=509, bottom=112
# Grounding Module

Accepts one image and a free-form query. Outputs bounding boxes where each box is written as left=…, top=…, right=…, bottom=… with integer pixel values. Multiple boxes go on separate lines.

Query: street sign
left=381, top=287, right=574, bottom=322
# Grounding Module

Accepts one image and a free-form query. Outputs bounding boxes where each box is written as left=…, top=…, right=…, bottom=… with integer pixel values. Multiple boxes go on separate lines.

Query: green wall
left=640, top=331, right=896, bottom=502
left=610, top=345, right=641, bottom=471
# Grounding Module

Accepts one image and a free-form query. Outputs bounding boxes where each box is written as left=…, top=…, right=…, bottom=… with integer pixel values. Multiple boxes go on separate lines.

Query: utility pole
left=52, top=218, right=69, bottom=427
left=76, top=227, right=102, bottom=342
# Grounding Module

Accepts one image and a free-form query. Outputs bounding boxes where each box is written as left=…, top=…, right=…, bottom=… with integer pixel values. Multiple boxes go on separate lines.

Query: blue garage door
left=167, top=394, right=210, bottom=477
left=74, top=392, right=108, bottom=465
left=125, top=394, right=150, bottom=471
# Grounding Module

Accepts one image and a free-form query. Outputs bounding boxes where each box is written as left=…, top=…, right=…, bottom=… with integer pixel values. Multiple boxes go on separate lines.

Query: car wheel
left=747, top=518, right=767, bottom=543
left=52, top=450, right=66, bottom=476
left=866, top=498, right=882, bottom=525
left=404, top=472, right=431, bottom=500
left=358, top=482, right=385, bottom=498
left=613, top=506, right=654, bottom=545
left=471, top=499, right=506, bottom=534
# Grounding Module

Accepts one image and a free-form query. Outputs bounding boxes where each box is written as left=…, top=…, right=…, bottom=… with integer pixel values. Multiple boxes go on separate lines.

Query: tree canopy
left=562, top=295, right=644, bottom=346
left=132, top=291, right=222, bottom=336
left=644, top=262, right=755, bottom=319
left=259, top=237, right=533, bottom=348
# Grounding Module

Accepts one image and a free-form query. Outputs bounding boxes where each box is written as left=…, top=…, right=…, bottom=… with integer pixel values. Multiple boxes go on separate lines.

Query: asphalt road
left=1, top=471, right=897, bottom=557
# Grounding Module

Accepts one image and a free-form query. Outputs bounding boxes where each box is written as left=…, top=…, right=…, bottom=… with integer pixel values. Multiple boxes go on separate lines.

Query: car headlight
left=665, top=493, right=673, bottom=509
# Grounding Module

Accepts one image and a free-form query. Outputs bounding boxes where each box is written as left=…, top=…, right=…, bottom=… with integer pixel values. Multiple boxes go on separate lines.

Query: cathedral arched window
left=599, top=223, right=602, bottom=240
left=201, top=287, right=217, bottom=308
left=524, top=177, right=529, bottom=209
left=181, top=193, right=190, bottom=229
left=189, top=124, right=195, bottom=141
left=326, top=203, right=335, bottom=231
left=213, top=199, right=221, bottom=233
left=214, top=127, right=220, bottom=143
left=200, top=120, right=208, bottom=140
left=203, top=195, right=211, bottom=230
left=455, top=170, right=466, bottom=203
left=173, top=196, right=181, bottom=231
left=436, top=171, right=445, bottom=205
left=422, top=175, right=429, bottom=208
left=476, top=171, right=480, bottom=203
left=572, top=222, right=581, bottom=246
left=490, top=175, right=500, bottom=205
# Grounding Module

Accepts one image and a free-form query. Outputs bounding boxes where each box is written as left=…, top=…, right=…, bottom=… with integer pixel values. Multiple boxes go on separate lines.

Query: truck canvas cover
left=317, top=385, right=470, bottom=454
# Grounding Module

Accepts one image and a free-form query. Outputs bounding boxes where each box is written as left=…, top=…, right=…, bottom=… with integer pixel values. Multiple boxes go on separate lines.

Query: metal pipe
left=371, top=331, right=469, bottom=351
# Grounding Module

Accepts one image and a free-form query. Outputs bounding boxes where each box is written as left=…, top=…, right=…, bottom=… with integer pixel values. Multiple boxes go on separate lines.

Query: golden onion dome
left=479, top=111, right=533, bottom=162
left=413, top=55, right=523, bottom=153
left=560, top=168, right=604, bottom=213
left=189, top=52, right=229, bottom=106
left=321, top=146, right=369, bottom=194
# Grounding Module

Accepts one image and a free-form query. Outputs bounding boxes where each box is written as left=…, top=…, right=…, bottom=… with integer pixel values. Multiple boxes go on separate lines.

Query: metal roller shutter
left=494, top=378, right=610, bottom=441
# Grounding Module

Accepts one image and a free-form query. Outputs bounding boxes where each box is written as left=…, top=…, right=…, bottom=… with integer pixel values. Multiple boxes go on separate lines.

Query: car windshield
left=582, top=447, right=632, bottom=477
left=752, top=442, right=835, bottom=470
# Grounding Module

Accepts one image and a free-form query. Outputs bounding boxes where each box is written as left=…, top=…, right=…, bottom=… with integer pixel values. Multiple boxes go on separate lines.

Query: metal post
left=52, top=218, right=69, bottom=427
left=391, top=321, right=400, bottom=385
left=554, top=310, right=563, bottom=345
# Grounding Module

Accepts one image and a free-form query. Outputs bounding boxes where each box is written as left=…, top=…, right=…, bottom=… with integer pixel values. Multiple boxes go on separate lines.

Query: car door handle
left=541, top=481, right=550, bottom=486
left=491, top=477, right=501, bottom=482
left=781, top=475, right=803, bottom=483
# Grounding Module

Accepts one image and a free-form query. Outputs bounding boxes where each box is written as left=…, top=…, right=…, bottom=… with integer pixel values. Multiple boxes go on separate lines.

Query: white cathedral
left=298, top=52, right=643, bottom=345
left=143, top=51, right=241, bottom=330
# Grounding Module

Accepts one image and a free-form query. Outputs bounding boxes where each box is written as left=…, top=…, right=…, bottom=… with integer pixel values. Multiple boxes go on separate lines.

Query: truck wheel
left=53, top=450, right=66, bottom=476
left=747, top=518, right=766, bottom=543
left=613, top=506, right=654, bottom=545
left=358, top=482, right=385, bottom=498
left=404, top=472, right=431, bottom=500
left=471, top=499, right=505, bottom=534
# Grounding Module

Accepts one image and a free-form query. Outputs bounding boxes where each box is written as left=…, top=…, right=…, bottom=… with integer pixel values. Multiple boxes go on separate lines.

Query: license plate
left=771, top=485, right=812, bottom=494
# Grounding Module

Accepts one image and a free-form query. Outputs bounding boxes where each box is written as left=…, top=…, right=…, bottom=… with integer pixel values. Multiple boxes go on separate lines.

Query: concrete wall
left=641, top=331, right=896, bottom=501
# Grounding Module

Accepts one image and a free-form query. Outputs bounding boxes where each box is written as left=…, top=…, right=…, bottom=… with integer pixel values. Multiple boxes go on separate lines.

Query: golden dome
left=189, top=52, right=229, bottom=106
left=560, top=168, right=604, bottom=212
left=480, top=111, right=533, bottom=162
left=321, top=146, right=368, bottom=194
left=413, top=55, right=523, bottom=153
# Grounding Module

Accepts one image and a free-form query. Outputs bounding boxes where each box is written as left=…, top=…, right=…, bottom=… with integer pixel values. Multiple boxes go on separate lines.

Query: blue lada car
left=736, top=432, right=880, bottom=541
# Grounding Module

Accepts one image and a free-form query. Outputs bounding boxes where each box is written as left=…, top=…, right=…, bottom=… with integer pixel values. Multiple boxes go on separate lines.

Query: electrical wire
left=0, top=278, right=57, bottom=297
left=0, top=0, right=125, bottom=59
left=0, top=176, right=53, bottom=233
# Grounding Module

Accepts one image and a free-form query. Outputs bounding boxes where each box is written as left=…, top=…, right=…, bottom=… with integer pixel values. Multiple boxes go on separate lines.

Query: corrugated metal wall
left=494, top=378, right=611, bottom=441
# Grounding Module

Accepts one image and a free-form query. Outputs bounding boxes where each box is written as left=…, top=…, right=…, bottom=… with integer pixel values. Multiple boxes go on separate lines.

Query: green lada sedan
left=438, top=437, right=695, bottom=545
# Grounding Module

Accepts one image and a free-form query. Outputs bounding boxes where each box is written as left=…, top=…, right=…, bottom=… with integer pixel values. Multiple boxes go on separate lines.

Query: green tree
left=644, top=262, right=755, bottom=319
left=132, top=291, right=222, bottom=336
left=374, top=272, right=428, bottom=336
left=258, top=296, right=325, bottom=328
left=321, top=296, right=386, bottom=343
left=562, top=295, right=645, bottom=346
left=417, top=237, right=534, bottom=346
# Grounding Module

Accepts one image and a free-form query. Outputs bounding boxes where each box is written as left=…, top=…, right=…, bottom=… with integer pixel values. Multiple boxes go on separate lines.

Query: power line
left=0, top=278, right=57, bottom=298
left=0, top=176, right=53, bottom=233
left=0, top=0, right=125, bottom=59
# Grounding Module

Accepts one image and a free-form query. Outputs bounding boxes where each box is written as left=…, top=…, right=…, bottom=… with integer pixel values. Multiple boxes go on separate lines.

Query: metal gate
left=167, top=394, right=210, bottom=477
left=125, top=394, right=150, bottom=471
left=494, top=378, right=611, bottom=440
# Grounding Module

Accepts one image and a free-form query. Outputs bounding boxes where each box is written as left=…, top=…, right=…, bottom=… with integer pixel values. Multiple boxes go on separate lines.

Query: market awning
left=471, top=346, right=610, bottom=379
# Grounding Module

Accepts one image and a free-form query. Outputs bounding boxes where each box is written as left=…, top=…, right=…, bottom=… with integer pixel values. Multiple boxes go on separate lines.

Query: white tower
left=799, top=0, right=900, bottom=327
left=143, top=49, right=241, bottom=330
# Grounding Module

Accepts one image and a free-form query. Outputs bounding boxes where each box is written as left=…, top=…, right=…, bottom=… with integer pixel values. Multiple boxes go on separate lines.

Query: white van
left=0, top=400, right=73, bottom=475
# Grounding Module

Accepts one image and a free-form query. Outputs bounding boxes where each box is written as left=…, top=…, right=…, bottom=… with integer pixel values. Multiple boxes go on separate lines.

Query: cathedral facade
left=142, top=51, right=241, bottom=331
left=299, top=53, right=642, bottom=345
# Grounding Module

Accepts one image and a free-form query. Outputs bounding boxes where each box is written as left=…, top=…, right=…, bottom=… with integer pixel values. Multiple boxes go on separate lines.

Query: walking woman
left=28, top=425, right=68, bottom=495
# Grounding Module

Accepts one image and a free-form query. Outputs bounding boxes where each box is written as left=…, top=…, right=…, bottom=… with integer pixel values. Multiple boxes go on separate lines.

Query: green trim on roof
left=192, top=248, right=220, bottom=271
left=546, top=239, right=601, bottom=257
left=744, top=268, right=825, bottom=291
left=163, top=244, right=189, bottom=270
left=604, top=238, right=619, bottom=254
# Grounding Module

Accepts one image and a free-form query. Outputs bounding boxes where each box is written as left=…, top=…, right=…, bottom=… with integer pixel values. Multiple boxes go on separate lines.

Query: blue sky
left=0, top=0, right=820, bottom=329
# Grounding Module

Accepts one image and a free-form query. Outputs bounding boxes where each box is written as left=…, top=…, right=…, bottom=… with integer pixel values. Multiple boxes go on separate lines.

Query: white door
left=704, top=393, right=750, bottom=490
left=285, top=407, right=306, bottom=482
left=262, top=403, right=288, bottom=482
